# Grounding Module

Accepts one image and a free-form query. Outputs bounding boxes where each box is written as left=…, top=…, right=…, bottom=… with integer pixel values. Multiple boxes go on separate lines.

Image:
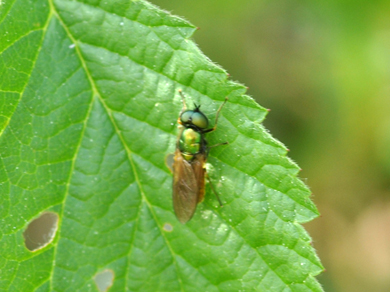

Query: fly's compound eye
left=191, top=111, right=208, bottom=129
left=180, top=110, right=193, bottom=124
left=180, top=110, right=209, bottom=129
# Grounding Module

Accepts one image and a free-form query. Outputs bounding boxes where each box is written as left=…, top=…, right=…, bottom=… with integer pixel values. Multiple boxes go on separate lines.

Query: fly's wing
left=192, top=153, right=206, bottom=203
left=172, top=149, right=199, bottom=223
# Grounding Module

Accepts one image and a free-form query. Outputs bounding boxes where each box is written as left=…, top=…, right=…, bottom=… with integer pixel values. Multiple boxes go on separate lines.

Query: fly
left=172, top=90, right=228, bottom=223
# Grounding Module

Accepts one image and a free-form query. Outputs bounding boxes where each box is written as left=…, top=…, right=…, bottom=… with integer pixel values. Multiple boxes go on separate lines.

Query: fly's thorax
left=179, top=128, right=202, bottom=160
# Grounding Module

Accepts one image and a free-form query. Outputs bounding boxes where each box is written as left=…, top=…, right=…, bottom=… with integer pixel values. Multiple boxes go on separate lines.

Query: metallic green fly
left=172, top=90, right=228, bottom=223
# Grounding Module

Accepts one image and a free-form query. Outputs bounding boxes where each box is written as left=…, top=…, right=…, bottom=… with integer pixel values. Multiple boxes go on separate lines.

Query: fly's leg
left=205, top=171, right=223, bottom=207
left=205, top=139, right=228, bottom=206
left=202, top=97, right=228, bottom=134
left=178, top=89, right=187, bottom=121
left=176, top=89, right=187, bottom=147
left=209, top=142, right=229, bottom=148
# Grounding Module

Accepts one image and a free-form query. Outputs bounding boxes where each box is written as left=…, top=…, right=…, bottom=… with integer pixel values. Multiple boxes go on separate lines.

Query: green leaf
left=0, top=0, right=324, bottom=291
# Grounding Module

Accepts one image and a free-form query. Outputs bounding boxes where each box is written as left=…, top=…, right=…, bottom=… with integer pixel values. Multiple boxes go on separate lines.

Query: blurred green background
left=150, top=0, right=390, bottom=291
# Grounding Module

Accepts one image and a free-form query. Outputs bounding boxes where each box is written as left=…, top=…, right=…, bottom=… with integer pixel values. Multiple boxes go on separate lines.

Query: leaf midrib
left=49, top=2, right=187, bottom=291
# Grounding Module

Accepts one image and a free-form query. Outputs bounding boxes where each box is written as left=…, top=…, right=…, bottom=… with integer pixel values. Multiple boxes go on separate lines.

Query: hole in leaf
left=94, top=269, right=114, bottom=292
left=23, top=212, right=59, bottom=251
left=163, top=223, right=173, bottom=232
